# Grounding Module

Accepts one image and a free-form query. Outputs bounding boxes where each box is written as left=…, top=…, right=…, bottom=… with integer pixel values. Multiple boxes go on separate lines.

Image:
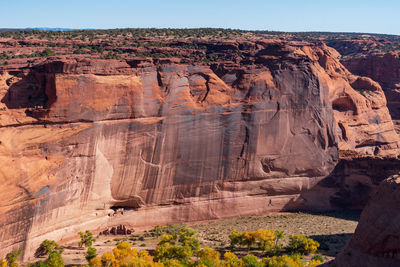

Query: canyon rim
left=1, top=34, right=400, bottom=261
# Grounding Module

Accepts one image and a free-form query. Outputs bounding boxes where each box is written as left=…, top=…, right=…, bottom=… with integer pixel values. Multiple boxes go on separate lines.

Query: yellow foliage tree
left=287, top=235, right=320, bottom=255
left=195, top=247, right=221, bottom=267
left=89, top=257, right=102, bottom=267
left=96, top=242, right=164, bottom=267
left=222, top=252, right=241, bottom=267
left=101, top=252, right=115, bottom=267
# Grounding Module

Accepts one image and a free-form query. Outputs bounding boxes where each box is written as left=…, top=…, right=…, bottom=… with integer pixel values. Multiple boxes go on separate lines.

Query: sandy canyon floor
left=56, top=210, right=360, bottom=266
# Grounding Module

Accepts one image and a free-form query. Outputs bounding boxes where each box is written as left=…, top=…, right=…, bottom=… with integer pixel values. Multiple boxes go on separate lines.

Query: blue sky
left=1, top=0, right=399, bottom=35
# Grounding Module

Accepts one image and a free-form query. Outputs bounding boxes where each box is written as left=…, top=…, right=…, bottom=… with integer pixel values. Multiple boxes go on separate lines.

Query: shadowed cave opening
left=332, top=96, right=357, bottom=113
left=110, top=205, right=138, bottom=212
left=109, top=197, right=143, bottom=213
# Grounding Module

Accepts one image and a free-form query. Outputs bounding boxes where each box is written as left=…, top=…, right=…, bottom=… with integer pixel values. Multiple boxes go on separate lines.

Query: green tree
left=5, top=250, right=21, bottom=267
left=31, top=247, right=64, bottom=267
left=154, top=227, right=201, bottom=264
left=195, top=247, right=221, bottom=267
left=241, top=254, right=262, bottom=267
left=45, top=251, right=64, bottom=267
left=178, top=227, right=200, bottom=253
left=78, top=230, right=96, bottom=248
left=240, top=232, right=256, bottom=251
left=222, top=252, right=241, bottom=267
left=229, top=229, right=242, bottom=248
left=85, top=247, right=97, bottom=263
left=35, top=240, right=62, bottom=258
left=154, top=242, right=193, bottom=263
left=262, top=255, right=302, bottom=267
left=274, top=230, right=285, bottom=247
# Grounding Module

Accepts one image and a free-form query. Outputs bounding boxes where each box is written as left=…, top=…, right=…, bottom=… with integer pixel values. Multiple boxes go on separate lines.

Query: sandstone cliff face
left=342, top=52, right=400, bottom=131
left=0, top=40, right=398, bottom=259
left=332, top=173, right=400, bottom=267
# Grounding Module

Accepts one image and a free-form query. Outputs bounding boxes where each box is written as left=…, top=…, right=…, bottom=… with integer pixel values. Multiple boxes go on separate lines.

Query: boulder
left=332, top=173, right=400, bottom=267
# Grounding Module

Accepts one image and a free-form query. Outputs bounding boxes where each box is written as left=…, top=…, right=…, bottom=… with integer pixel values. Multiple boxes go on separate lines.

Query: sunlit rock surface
left=0, top=40, right=398, bottom=259
left=342, top=51, right=400, bottom=132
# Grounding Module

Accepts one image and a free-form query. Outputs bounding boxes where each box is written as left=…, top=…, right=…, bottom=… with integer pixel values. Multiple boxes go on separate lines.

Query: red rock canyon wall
left=342, top=52, right=400, bottom=131
left=0, top=41, right=398, bottom=259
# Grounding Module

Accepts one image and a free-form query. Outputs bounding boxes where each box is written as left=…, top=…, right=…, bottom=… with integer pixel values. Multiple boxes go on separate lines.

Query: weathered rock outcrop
left=342, top=52, right=400, bottom=90
left=332, top=173, right=400, bottom=267
left=342, top=52, right=400, bottom=131
left=0, top=40, right=398, bottom=260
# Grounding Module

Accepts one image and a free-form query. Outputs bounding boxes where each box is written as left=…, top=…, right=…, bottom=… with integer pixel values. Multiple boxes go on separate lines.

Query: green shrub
left=311, top=254, right=324, bottom=262
left=158, top=234, right=176, bottom=246
left=35, top=240, right=62, bottom=257
left=150, top=225, right=164, bottom=237
left=163, top=224, right=186, bottom=236
left=262, top=255, right=302, bottom=267
left=85, top=247, right=97, bottom=263
left=178, top=227, right=200, bottom=252
left=5, top=250, right=21, bottom=267
left=241, top=254, right=262, bottom=267
left=40, top=48, right=55, bottom=57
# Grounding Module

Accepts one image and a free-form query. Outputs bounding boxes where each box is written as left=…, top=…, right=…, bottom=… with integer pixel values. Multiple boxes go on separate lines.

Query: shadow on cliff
left=298, top=210, right=361, bottom=222
left=283, top=157, right=400, bottom=213
left=309, top=233, right=353, bottom=257
left=2, top=71, right=44, bottom=109
left=1, top=70, right=56, bottom=119
left=278, top=158, right=398, bottom=260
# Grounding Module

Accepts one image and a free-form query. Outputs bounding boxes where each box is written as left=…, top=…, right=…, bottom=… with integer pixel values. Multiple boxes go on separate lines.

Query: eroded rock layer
left=0, top=40, right=398, bottom=259
left=342, top=52, right=400, bottom=132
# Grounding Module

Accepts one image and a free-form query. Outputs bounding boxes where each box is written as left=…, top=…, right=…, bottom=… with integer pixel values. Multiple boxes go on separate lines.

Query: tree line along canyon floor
left=58, top=211, right=360, bottom=266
